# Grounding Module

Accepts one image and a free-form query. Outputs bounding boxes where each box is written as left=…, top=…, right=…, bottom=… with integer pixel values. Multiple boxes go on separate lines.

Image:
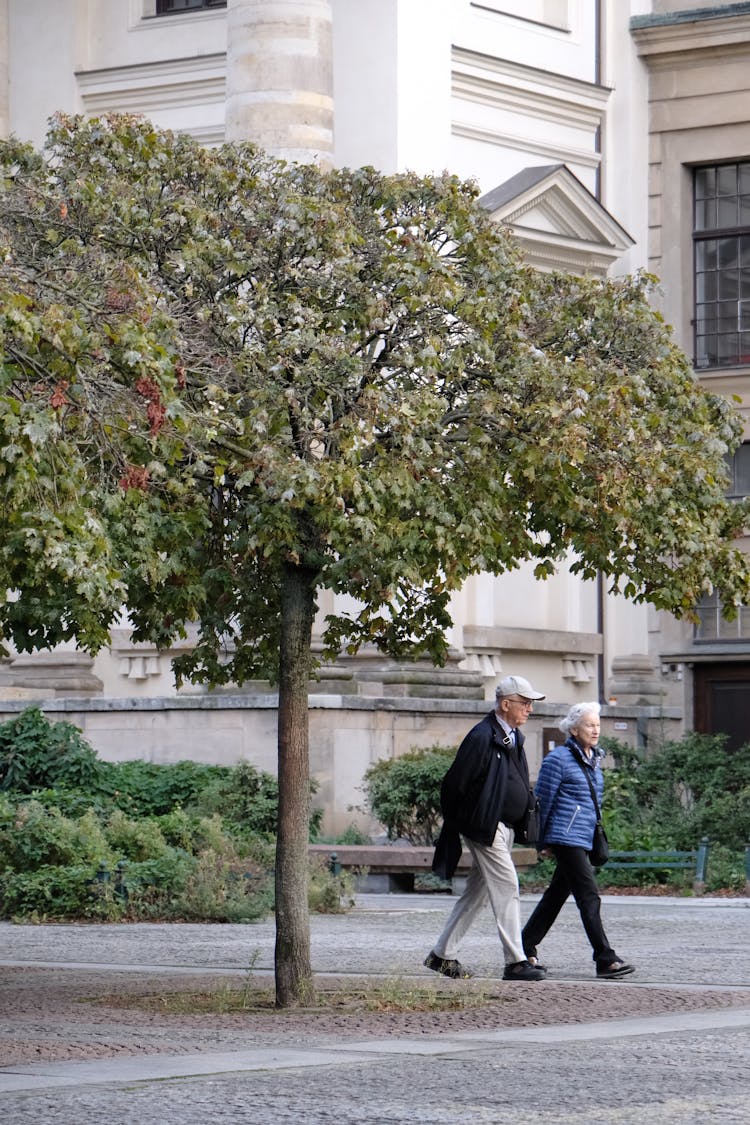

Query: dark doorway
left=542, top=727, right=559, bottom=758
left=693, top=663, right=750, bottom=751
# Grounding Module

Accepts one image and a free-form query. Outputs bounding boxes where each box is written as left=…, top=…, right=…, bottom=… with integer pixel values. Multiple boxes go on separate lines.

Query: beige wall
left=0, top=694, right=679, bottom=836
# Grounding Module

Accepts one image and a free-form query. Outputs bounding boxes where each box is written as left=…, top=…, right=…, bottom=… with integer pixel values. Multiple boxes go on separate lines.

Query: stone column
left=609, top=655, right=665, bottom=707
left=225, top=0, right=333, bottom=165
left=2, top=652, right=103, bottom=698
left=0, top=0, right=9, bottom=139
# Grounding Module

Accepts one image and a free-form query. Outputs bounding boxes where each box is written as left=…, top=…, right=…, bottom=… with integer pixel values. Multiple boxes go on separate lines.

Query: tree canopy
left=1, top=115, right=749, bottom=1003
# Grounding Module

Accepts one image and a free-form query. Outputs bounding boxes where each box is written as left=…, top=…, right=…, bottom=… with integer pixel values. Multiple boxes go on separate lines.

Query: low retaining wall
left=0, top=693, right=680, bottom=836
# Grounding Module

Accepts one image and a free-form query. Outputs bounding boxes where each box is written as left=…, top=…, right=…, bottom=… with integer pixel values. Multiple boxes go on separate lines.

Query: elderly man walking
left=425, top=674, right=546, bottom=982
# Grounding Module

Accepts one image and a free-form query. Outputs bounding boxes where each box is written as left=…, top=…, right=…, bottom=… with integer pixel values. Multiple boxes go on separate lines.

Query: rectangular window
left=156, top=0, right=226, bottom=14
left=725, top=442, right=750, bottom=499
left=694, top=161, right=750, bottom=369
left=695, top=590, right=750, bottom=643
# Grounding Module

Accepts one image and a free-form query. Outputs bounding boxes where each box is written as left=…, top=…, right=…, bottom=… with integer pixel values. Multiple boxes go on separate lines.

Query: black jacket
left=431, top=711, right=533, bottom=880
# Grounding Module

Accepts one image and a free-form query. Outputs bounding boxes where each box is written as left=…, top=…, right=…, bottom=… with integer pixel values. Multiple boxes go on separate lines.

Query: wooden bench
left=308, top=843, right=538, bottom=893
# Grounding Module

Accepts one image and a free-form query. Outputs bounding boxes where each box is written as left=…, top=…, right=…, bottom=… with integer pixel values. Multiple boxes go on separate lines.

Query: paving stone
left=0, top=892, right=748, bottom=1123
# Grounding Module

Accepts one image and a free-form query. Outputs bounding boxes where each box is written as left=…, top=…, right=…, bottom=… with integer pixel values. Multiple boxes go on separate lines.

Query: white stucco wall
left=0, top=1, right=684, bottom=801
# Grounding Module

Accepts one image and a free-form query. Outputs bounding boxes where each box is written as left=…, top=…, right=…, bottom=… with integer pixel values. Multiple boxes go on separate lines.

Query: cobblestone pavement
left=1, top=892, right=749, bottom=1123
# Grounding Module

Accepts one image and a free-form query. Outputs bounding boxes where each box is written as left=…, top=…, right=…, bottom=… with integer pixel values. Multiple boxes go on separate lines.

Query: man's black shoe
left=424, top=952, right=473, bottom=979
left=502, top=959, right=546, bottom=982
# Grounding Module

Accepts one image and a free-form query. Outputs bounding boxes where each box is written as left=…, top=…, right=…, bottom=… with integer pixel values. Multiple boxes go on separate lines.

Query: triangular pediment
left=480, top=164, right=634, bottom=276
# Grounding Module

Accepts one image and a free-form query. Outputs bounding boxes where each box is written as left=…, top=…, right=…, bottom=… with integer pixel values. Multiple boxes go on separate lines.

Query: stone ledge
left=0, top=694, right=683, bottom=719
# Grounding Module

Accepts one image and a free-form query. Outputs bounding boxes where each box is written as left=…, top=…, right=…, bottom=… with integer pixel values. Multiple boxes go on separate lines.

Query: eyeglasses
left=507, top=697, right=534, bottom=709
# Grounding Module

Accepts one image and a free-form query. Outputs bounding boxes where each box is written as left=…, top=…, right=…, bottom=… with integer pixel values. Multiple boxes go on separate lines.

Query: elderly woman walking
left=522, top=701, right=635, bottom=980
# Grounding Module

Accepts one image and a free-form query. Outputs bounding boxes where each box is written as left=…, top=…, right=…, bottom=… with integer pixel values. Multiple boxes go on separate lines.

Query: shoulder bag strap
left=571, top=753, right=602, bottom=821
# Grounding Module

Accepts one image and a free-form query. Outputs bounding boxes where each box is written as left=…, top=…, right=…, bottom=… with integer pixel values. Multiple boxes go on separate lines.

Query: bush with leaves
left=195, top=761, right=279, bottom=837
left=169, top=851, right=275, bottom=923
left=0, top=710, right=339, bottom=920
left=362, top=745, right=457, bottom=845
left=600, top=732, right=750, bottom=852
left=197, top=760, right=323, bottom=840
left=0, top=706, right=325, bottom=842
left=308, top=857, right=356, bottom=914
left=102, top=758, right=232, bottom=817
left=0, top=863, right=124, bottom=922
left=0, top=798, right=112, bottom=873
left=0, top=708, right=104, bottom=794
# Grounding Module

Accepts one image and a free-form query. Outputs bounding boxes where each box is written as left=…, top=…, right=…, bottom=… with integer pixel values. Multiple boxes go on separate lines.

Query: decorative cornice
left=631, top=3, right=750, bottom=31
left=76, top=53, right=226, bottom=121
left=452, top=47, right=608, bottom=139
left=452, top=46, right=610, bottom=104
left=452, top=121, right=601, bottom=170
left=463, top=625, right=603, bottom=655
left=631, top=10, right=750, bottom=60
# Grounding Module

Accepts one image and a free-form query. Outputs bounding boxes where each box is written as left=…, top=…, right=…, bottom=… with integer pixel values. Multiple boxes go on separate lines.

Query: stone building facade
left=0, top=0, right=747, bottom=830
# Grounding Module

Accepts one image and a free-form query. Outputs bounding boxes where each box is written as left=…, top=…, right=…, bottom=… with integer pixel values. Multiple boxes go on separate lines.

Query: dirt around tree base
left=2, top=966, right=749, bottom=1066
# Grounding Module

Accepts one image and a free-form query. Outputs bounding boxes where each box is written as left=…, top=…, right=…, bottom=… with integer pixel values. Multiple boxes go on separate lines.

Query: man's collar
left=492, top=710, right=512, bottom=735
left=492, top=711, right=516, bottom=746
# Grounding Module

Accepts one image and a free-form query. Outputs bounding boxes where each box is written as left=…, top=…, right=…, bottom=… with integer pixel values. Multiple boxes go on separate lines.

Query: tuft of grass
left=89, top=974, right=503, bottom=1016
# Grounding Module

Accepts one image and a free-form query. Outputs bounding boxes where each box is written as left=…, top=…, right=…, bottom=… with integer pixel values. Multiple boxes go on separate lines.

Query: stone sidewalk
left=1, top=892, right=749, bottom=1123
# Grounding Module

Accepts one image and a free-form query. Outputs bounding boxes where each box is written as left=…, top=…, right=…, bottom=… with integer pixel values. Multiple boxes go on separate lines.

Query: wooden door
left=693, top=663, right=750, bottom=752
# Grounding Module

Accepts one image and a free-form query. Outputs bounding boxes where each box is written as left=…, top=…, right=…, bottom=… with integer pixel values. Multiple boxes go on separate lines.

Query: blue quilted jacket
left=535, top=737, right=605, bottom=850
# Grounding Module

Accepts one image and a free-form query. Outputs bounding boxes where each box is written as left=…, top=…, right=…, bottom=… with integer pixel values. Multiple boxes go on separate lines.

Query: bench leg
left=693, top=836, right=710, bottom=895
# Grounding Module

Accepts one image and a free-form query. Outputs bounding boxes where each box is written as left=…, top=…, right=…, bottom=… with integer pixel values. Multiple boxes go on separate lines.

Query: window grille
left=156, top=0, right=226, bottom=15
left=694, top=161, right=750, bottom=370
left=694, top=590, right=750, bottom=643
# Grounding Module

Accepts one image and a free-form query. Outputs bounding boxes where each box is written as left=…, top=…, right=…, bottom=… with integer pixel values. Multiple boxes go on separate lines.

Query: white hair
left=559, top=701, right=601, bottom=737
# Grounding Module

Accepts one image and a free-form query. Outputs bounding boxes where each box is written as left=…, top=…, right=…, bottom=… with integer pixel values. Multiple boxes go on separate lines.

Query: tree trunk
left=274, top=561, right=317, bottom=1008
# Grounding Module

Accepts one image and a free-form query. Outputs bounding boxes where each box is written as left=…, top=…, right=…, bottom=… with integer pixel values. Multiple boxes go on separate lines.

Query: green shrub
left=313, top=821, right=371, bottom=845
left=196, top=760, right=279, bottom=836
left=103, top=809, right=173, bottom=861
left=601, top=732, right=750, bottom=852
left=308, top=858, right=356, bottom=914
left=0, top=863, right=124, bottom=921
left=0, top=800, right=112, bottom=872
left=102, top=759, right=231, bottom=817
left=0, top=708, right=104, bottom=794
left=14, top=786, right=113, bottom=819
left=198, top=760, right=323, bottom=840
left=362, top=745, right=456, bottom=845
left=169, top=851, right=274, bottom=923
left=118, top=851, right=197, bottom=917
left=154, top=808, right=232, bottom=855
left=703, top=843, right=747, bottom=893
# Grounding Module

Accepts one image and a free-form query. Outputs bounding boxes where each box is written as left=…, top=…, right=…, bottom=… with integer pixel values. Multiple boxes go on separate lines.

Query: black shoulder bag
left=574, top=757, right=609, bottom=867
left=514, top=791, right=540, bottom=846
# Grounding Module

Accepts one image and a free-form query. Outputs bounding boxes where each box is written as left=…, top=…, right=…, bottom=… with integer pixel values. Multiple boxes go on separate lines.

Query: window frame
left=725, top=441, right=750, bottom=500
left=154, top=0, right=226, bottom=15
left=694, top=589, right=750, bottom=644
left=693, top=160, right=750, bottom=371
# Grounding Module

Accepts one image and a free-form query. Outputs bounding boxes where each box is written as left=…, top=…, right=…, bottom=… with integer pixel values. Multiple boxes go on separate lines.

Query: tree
left=1, top=115, right=749, bottom=1004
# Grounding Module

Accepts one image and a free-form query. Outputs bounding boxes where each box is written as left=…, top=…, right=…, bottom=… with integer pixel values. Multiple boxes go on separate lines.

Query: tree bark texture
left=274, top=562, right=316, bottom=1007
